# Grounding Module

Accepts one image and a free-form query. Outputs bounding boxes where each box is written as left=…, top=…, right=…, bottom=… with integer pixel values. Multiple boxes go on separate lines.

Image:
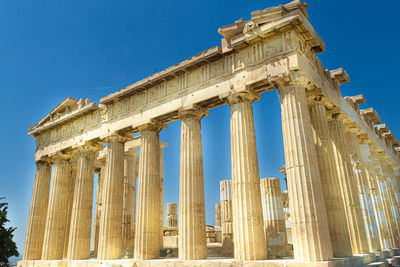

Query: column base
left=17, top=249, right=400, bottom=267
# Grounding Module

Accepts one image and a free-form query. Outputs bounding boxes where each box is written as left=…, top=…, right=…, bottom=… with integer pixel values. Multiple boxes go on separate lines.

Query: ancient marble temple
left=20, top=1, right=400, bottom=267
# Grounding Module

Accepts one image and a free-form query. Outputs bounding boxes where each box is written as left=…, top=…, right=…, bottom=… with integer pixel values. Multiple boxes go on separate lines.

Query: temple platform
left=17, top=248, right=400, bottom=267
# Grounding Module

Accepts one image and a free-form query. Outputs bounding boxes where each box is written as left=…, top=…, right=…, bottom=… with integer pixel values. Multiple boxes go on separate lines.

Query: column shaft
left=166, top=203, right=178, bottom=228
left=178, top=109, right=207, bottom=260
left=360, top=144, right=391, bottom=250
left=67, top=148, right=96, bottom=259
left=91, top=163, right=105, bottom=256
left=63, top=168, right=76, bottom=258
left=347, top=132, right=381, bottom=252
left=41, top=157, right=72, bottom=260
left=376, top=159, right=399, bottom=248
left=215, top=204, right=221, bottom=227
left=309, top=102, right=353, bottom=257
left=123, top=151, right=138, bottom=252
left=23, top=161, right=52, bottom=260
left=329, top=117, right=369, bottom=254
left=134, top=123, right=163, bottom=259
left=260, top=178, right=288, bottom=252
left=228, top=91, right=267, bottom=260
left=220, top=179, right=233, bottom=247
left=98, top=137, right=125, bottom=259
left=279, top=83, right=332, bottom=261
left=160, top=147, right=165, bottom=247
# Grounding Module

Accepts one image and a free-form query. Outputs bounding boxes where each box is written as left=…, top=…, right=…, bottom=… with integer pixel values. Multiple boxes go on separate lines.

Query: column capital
left=124, top=150, right=139, bottom=160
left=35, top=157, right=53, bottom=166
left=138, top=120, right=167, bottom=133
left=51, top=151, right=75, bottom=162
left=178, top=105, right=209, bottom=120
left=328, top=112, right=346, bottom=122
left=223, top=90, right=260, bottom=106
left=76, top=143, right=103, bottom=153
left=104, top=133, right=132, bottom=144
left=306, top=93, right=333, bottom=109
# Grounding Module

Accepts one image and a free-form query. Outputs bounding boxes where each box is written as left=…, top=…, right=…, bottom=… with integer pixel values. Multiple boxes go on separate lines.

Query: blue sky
left=1, top=0, right=399, bottom=255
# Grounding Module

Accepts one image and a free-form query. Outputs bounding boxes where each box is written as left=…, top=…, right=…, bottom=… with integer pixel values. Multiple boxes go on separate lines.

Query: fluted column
left=123, top=150, right=138, bottom=252
left=178, top=107, right=207, bottom=260
left=260, top=178, right=288, bottom=252
left=215, top=204, right=221, bottom=227
left=91, top=159, right=105, bottom=257
left=23, top=160, right=52, bottom=260
left=226, top=90, right=267, bottom=260
left=346, top=132, right=381, bottom=252
left=390, top=166, right=400, bottom=218
left=134, top=121, right=165, bottom=259
left=376, top=158, right=399, bottom=248
left=360, top=144, right=391, bottom=250
left=385, top=178, right=400, bottom=247
left=370, top=153, right=396, bottom=249
left=67, top=145, right=99, bottom=259
left=159, top=146, right=165, bottom=248
left=279, top=83, right=332, bottom=261
left=166, top=203, right=178, bottom=228
left=41, top=154, right=73, bottom=260
left=308, top=100, right=353, bottom=257
left=329, top=116, right=369, bottom=254
left=384, top=163, right=400, bottom=242
left=98, top=134, right=127, bottom=260
left=63, top=167, right=77, bottom=258
left=220, top=179, right=233, bottom=247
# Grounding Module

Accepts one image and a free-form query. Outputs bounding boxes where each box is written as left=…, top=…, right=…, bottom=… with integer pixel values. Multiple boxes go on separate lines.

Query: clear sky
left=1, top=0, right=399, bottom=255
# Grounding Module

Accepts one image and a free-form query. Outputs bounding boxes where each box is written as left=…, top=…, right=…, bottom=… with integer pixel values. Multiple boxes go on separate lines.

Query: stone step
left=363, top=260, right=388, bottom=267
left=388, top=255, right=400, bottom=266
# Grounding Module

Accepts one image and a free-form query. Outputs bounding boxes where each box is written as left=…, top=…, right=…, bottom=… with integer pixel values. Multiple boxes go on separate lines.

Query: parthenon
left=19, top=1, right=400, bottom=266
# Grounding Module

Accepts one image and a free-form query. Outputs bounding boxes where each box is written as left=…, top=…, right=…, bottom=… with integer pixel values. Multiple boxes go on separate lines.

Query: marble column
left=308, top=100, right=353, bottom=257
left=220, top=179, right=233, bottom=247
left=279, top=83, right=332, bottom=261
left=329, top=116, right=369, bottom=254
left=392, top=166, right=400, bottom=208
left=383, top=163, right=400, bottom=243
left=370, top=154, right=395, bottom=249
left=178, top=107, right=207, bottom=260
left=63, top=167, right=77, bottom=259
left=260, top=178, right=288, bottom=252
left=91, top=160, right=105, bottom=256
left=159, top=145, right=165, bottom=248
left=227, top=90, right=267, bottom=260
left=386, top=179, right=400, bottom=247
left=360, top=144, right=391, bottom=250
left=215, top=204, right=221, bottom=227
left=41, top=154, right=73, bottom=260
left=389, top=166, right=400, bottom=219
left=98, top=135, right=127, bottom=260
left=376, top=158, right=399, bottom=248
left=23, top=160, right=52, bottom=260
left=123, top=150, right=138, bottom=252
left=67, top=145, right=98, bottom=259
left=346, top=132, right=381, bottom=252
left=166, top=203, right=178, bottom=228
left=134, top=121, right=165, bottom=259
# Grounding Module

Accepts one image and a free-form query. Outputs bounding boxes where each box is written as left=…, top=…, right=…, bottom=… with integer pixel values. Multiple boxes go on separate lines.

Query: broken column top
left=220, top=179, right=232, bottom=201
left=167, top=203, right=177, bottom=215
left=260, top=177, right=281, bottom=189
